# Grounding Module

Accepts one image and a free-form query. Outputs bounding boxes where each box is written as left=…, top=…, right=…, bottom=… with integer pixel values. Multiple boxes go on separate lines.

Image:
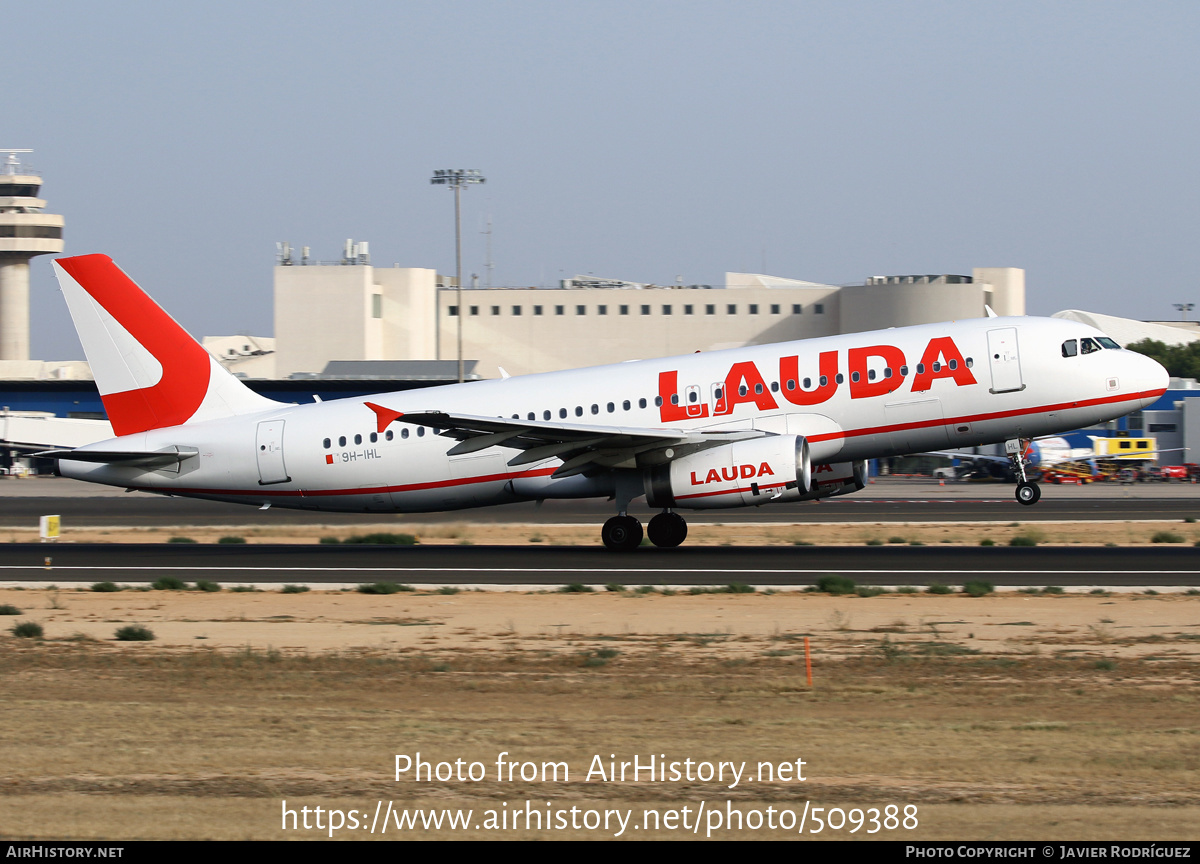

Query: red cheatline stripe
left=126, top=466, right=558, bottom=498
left=676, top=481, right=790, bottom=501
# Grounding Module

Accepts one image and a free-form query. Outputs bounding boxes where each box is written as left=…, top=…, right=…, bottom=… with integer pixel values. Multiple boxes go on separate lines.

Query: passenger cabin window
left=385, top=430, right=393, bottom=441
left=1081, top=337, right=1101, bottom=354
left=1062, top=340, right=1078, bottom=357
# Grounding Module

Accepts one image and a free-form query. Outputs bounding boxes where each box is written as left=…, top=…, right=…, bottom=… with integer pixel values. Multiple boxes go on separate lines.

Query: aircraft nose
left=1129, top=350, right=1169, bottom=403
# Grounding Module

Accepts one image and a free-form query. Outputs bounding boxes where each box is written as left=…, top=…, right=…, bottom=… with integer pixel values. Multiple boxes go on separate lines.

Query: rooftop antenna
left=482, top=214, right=494, bottom=289
left=2, top=149, right=33, bottom=175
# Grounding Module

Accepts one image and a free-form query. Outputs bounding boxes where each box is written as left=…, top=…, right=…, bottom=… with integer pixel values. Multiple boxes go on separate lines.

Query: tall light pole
left=1173, top=302, right=1194, bottom=322
left=430, top=169, right=486, bottom=383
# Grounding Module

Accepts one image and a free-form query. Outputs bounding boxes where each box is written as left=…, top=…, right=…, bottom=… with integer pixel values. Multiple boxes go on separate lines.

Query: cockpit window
left=1081, top=337, right=1101, bottom=354
left=1097, top=336, right=1120, bottom=349
left=1061, top=339, right=1078, bottom=357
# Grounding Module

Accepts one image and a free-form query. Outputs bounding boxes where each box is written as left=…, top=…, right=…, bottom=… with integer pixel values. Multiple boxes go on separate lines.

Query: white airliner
left=40, top=255, right=1169, bottom=550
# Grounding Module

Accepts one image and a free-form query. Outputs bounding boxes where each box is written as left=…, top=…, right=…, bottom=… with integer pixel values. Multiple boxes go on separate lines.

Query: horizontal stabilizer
left=34, top=446, right=199, bottom=468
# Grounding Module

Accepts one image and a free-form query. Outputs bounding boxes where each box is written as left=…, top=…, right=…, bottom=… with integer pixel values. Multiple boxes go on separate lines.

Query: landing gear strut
left=1006, top=438, right=1041, bottom=506
left=647, top=510, right=688, bottom=548
left=602, top=514, right=643, bottom=551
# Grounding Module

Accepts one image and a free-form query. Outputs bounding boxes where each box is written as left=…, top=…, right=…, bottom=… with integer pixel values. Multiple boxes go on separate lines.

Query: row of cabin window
left=501, top=358, right=977, bottom=420
left=324, top=428, right=428, bottom=449
left=322, top=355, right=978, bottom=447
left=447, top=303, right=824, bottom=317
left=1061, top=336, right=1119, bottom=357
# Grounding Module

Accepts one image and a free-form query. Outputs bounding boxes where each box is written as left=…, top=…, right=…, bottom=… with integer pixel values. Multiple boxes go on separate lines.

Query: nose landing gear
left=1015, top=481, right=1041, bottom=505
left=1007, top=438, right=1041, bottom=506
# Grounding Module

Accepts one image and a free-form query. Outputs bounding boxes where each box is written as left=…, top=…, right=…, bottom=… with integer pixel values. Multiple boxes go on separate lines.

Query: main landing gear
left=601, top=510, right=689, bottom=551
left=1006, top=437, right=1041, bottom=507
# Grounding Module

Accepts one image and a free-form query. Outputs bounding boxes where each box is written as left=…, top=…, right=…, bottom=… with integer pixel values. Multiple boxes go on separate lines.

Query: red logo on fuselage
left=658, top=336, right=976, bottom=423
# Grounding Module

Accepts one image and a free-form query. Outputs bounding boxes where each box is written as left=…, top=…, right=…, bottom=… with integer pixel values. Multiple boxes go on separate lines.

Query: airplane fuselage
left=60, top=314, right=1168, bottom=512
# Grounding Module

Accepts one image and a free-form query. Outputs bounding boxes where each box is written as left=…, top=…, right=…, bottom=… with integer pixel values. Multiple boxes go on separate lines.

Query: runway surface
left=2, top=480, right=1199, bottom=526
left=7, top=543, right=1200, bottom=586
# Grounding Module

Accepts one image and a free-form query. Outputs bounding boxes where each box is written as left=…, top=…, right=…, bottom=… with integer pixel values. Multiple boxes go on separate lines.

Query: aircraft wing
left=393, top=410, right=767, bottom=478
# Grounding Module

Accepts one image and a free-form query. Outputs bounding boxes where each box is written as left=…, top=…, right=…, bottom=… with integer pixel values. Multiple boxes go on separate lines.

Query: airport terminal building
left=272, top=254, right=1026, bottom=378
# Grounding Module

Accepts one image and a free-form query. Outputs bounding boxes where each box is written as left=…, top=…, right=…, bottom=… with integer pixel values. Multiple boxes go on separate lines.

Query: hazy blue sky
left=8, top=0, right=1200, bottom=359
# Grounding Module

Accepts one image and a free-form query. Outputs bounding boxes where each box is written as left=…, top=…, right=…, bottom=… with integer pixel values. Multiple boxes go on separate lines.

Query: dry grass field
left=1, top=585, right=1198, bottom=840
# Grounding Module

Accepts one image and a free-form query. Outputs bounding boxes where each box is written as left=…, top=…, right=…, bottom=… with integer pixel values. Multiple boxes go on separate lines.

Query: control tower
left=0, top=150, right=64, bottom=360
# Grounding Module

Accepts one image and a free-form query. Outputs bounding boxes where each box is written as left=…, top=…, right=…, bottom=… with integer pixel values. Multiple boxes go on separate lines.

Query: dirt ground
left=1, top=586, right=1198, bottom=840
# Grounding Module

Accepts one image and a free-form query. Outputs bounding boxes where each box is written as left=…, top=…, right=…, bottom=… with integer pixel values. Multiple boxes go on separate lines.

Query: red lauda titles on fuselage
left=690, top=462, right=776, bottom=486
left=658, top=336, right=977, bottom=423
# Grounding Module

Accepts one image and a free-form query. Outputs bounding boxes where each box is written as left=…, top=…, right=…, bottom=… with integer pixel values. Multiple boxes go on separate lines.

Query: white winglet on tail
left=53, top=255, right=280, bottom=436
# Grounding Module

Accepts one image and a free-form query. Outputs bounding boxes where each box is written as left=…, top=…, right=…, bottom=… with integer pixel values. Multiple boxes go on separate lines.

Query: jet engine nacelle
left=801, top=459, right=868, bottom=500
left=644, top=435, right=811, bottom=509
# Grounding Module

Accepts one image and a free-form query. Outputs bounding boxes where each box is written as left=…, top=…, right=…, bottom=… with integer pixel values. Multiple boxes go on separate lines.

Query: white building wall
left=435, top=281, right=842, bottom=377
left=272, top=263, right=1024, bottom=378
left=973, top=267, right=1026, bottom=317
left=275, top=265, right=373, bottom=375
